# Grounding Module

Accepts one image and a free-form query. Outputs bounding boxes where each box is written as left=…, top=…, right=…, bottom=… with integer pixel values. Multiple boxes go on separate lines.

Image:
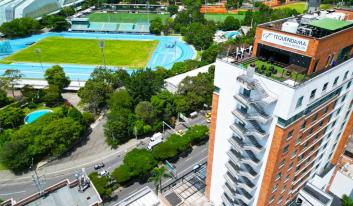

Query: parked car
left=98, top=170, right=109, bottom=177
left=94, top=162, right=105, bottom=170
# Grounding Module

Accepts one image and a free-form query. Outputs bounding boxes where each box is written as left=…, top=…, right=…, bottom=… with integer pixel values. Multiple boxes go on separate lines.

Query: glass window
left=347, top=81, right=352, bottom=89
left=301, top=121, right=306, bottom=130
left=344, top=71, right=349, bottom=80
left=333, top=76, right=339, bottom=86
left=296, top=96, right=304, bottom=108
left=287, top=130, right=294, bottom=140
left=283, top=145, right=289, bottom=154
left=323, top=106, right=329, bottom=114
left=322, top=82, right=328, bottom=91
left=288, top=162, right=293, bottom=170
left=296, top=136, right=302, bottom=145
left=310, top=89, right=316, bottom=99
left=312, top=113, right=318, bottom=122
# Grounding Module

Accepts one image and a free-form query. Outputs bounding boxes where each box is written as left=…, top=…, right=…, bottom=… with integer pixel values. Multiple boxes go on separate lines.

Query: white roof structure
left=114, top=186, right=161, bottom=206
left=13, top=79, right=85, bottom=91
left=164, top=63, right=214, bottom=93
left=330, top=163, right=353, bottom=199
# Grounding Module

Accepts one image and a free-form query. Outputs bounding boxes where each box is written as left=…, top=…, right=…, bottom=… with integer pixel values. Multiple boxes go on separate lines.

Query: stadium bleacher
left=70, top=20, right=150, bottom=33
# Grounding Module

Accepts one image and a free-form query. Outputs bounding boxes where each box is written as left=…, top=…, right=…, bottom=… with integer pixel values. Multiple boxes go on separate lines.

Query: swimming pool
left=0, top=32, right=196, bottom=81
left=24, top=109, right=53, bottom=124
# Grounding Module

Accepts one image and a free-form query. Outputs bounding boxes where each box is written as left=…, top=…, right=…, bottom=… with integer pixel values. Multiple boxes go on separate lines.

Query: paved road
left=105, top=142, right=209, bottom=206
left=0, top=113, right=208, bottom=202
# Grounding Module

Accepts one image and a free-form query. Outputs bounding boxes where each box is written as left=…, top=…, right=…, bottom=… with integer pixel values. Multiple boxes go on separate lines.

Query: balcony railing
left=232, top=108, right=272, bottom=124
left=222, top=193, right=233, bottom=206
left=230, top=123, right=268, bottom=140
left=228, top=135, right=264, bottom=153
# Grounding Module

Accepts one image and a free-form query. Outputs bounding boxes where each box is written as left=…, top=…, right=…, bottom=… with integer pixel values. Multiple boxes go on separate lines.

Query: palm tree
left=149, top=166, right=172, bottom=195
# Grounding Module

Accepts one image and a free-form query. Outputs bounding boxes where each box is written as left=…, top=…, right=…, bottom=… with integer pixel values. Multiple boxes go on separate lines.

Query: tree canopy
left=0, top=17, right=40, bottom=38
left=44, top=65, right=70, bottom=91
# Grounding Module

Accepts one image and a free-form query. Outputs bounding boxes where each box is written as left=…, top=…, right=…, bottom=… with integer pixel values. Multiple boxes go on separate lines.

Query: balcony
left=230, top=123, right=268, bottom=140
left=236, top=176, right=256, bottom=192
left=227, top=148, right=262, bottom=168
left=228, top=135, right=264, bottom=153
left=232, top=108, right=272, bottom=124
left=235, top=188, right=254, bottom=204
left=222, top=193, right=233, bottom=206
left=225, top=161, right=259, bottom=186
left=224, top=171, right=237, bottom=188
left=223, top=183, right=236, bottom=202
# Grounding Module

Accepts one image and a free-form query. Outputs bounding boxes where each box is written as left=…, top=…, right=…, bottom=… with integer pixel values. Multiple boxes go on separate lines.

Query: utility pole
left=34, top=48, right=44, bottom=72
left=134, top=126, right=138, bottom=140
left=30, top=158, right=45, bottom=195
left=98, top=39, right=106, bottom=68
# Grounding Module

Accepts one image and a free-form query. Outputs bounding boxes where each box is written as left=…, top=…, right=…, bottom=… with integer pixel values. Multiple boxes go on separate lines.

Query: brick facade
left=257, top=99, right=337, bottom=206
left=253, top=25, right=353, bottom=76
left=205, top=93, right=219, bottom=199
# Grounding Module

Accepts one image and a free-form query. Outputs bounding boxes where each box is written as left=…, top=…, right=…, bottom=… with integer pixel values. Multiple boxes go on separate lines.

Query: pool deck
left=0, top=32, right=196, bottom=81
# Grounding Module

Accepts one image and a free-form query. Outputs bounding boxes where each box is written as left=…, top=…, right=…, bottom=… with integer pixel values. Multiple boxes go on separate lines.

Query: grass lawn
left=274, top=2, right=333, bottom=13
left=205, top=13, right=245, bottom=22
left=88, top=12, right=170, bottom=23
left=2, top=37, right=158, bottom=68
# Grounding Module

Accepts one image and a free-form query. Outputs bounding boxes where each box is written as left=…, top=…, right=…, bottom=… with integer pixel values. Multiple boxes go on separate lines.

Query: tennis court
left=0, top=32, right=196, bottom=81
left=88, top=12, right=169, bottom=23
left=205, top=13, right=245, bottom=22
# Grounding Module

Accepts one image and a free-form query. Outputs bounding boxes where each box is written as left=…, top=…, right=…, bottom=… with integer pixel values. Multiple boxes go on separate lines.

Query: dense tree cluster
left=0, top=89, right=12, bottom=108
left=111, top=125, right=208, bottom=184
left=0, top=17, right=40, bottom=38
left=0, top=106, right=90, bottom=172
left=103, top=65, right=214, bottom=148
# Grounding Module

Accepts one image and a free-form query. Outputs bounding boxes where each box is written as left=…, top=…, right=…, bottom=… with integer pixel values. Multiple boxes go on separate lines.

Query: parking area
left=162, top=164, right=208, bottom=206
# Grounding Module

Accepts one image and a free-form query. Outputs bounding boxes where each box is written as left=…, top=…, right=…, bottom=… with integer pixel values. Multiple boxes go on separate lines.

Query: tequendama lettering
left=262, top=32, right=307, bottom=47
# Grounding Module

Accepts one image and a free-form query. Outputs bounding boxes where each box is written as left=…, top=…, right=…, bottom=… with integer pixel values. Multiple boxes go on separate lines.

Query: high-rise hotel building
left=205, top=9, right=353, bottom=206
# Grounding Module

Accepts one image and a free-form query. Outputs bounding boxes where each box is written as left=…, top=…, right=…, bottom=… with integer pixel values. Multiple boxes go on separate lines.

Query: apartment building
left=205, top=9, right=353, bottom=206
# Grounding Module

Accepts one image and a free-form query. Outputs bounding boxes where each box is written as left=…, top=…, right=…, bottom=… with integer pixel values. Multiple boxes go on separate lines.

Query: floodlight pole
left=99, top=39, right=106, bottom=68
left=34, top=48, right=44, bottom=72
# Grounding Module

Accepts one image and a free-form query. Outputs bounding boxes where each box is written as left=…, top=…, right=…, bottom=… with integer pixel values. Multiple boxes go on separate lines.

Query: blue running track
left=0, top=32, right=196, bottom=81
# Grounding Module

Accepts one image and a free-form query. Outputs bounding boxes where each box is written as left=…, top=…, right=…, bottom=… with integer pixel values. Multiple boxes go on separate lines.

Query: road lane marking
left=0, top=191, right=26, bottom=196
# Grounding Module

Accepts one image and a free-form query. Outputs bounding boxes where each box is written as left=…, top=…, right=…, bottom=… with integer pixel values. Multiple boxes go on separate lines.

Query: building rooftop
left=259, top=9, right=353, bottom=39
left=2, top=177, right=102, bottom=206
left=309, top=18, right=353, bottom=31
left=302, top=184, right=331, bottom=204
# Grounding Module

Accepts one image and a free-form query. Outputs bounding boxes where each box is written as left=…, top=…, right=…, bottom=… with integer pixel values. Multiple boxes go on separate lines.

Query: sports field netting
left=205, top=14, right=245, bottom=22
left=88, top=12, right=169, bottom=23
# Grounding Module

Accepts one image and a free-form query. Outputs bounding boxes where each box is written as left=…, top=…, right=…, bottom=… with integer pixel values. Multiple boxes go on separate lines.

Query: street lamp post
left=98, top=39, right=106, bottom=68
left=34, top=48, right=44, bottom=72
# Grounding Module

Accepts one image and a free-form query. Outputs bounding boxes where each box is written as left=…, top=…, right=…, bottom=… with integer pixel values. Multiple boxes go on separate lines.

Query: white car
left=98, top=170, right=109, bottom=177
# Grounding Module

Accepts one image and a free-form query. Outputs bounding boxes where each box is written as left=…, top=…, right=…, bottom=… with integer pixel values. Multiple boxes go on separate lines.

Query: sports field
left=2, top=37, right=158, bottom=68
left=88, top=12, right=170, bottom=23
left=205, top=13, right=245, bottom=22
left=274, top=2, right=333, bottom=13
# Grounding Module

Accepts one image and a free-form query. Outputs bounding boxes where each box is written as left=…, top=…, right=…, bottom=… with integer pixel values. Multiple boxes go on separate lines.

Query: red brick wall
left=253, top=26, right=353, bottom=75
left=205, top=93, right=219, bottom=199
left=257, top=99, right=337, bottom=206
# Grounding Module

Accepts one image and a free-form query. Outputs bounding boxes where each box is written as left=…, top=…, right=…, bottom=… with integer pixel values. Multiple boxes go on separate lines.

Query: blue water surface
left=0, top=32, right=196, bottom=81
left=24, top=109, right=53, bottom=124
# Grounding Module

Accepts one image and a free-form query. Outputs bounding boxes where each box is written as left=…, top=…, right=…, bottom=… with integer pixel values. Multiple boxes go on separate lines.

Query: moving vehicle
left=150, top=132, right=163, bottom=141
left=190, top=111, right=198, bottom=118
left=147, top=138, right=163, bottom=150
left=94, top=162, right=105, bottom=170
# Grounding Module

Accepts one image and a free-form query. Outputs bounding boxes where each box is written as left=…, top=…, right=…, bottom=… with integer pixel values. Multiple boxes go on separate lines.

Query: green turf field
left=205, top=13, right=245, bottom=22
left=275, top=2, right=333, bottom=13
left=2, top=37, right=158, bottom=68
left=88, top=12, right=170, bottom=23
